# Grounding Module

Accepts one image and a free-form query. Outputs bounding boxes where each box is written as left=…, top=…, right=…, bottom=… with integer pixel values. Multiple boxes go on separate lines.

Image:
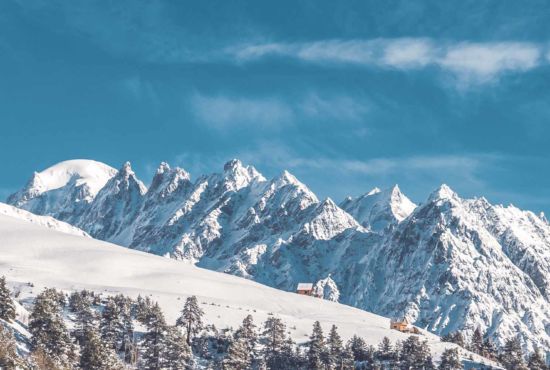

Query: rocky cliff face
left=9, top=159, right=550, bottom=352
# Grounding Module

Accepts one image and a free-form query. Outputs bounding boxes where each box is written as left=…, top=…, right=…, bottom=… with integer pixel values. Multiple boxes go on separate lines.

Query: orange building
left=296, top=283, right=314, bottom=296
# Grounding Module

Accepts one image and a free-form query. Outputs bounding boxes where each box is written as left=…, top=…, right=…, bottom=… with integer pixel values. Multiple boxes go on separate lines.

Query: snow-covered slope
left=8, top=158, right=550, bottom=354
left=0, top=212, right=489, bottom=364
left=0, top=202, right=89, bottom=237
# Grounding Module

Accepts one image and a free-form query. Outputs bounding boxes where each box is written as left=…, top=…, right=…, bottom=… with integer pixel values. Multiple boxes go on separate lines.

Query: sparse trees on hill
left=176, top=296, right=204, bottom=346
left=29, top=288, right=76, bottom=368
left=0, top=276, right=15, bottom=323
left=438, top=347, right=462, bottom=370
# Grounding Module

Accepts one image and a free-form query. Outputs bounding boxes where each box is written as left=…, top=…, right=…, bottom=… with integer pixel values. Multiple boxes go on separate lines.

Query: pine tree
left=101, top=294, right=135, bottom=363
left=262, top=316, right=287, bottom=368
left=141, top=302, right=168, bottom=370
left=376, top=336, right=395, bottom=362
left=29, top=288, right=76, bottom=368
left=0, top=276, right=15, bottom=322
left=500, top=337, right=528, bottom=370
left=348, top=335, right=369, bottom=362
left=399, top=336, right=432, bottom=369
left=528, top=348, right=548, bottom=370
left=307, top=321, right=326, bottom=370
left=223, top=336, right=251, bottom=370
left=328, top=324, right=350, bottom=369
left=69, top=290, right=96, bottom=345
left=176, top=296, right=204, bottom=346
left=469, top=327, right=483, bottom=355
left=164, top=326, right=192, bottom=370
left=234, top=314, right=257, bottom=352
left=0, top=325, right=22, bottom=369
left=79, top=326, right=123, bottom=370
left=438, top=348, right=462, bottom=370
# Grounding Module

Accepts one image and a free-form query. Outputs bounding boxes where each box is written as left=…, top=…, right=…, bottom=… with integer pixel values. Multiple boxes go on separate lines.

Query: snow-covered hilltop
left=8, top=158, right=550, bottom=354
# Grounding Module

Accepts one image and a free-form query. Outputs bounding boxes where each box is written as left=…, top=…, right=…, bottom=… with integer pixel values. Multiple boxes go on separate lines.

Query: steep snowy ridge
left=8, top=159, right=550, bottom=354
left=349, top=184, right=550, bottom=352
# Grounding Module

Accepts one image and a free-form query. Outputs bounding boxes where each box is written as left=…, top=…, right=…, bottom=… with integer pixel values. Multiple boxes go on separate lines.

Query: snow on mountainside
left=340, top=185, right=416, bottom=231
left=0, top=211, right=490, bottom=365
left=8, top=159, right=550, bottom=354
left=0, top=202, right=89, bottom=237
left=7, top=159, right=117, bottom=224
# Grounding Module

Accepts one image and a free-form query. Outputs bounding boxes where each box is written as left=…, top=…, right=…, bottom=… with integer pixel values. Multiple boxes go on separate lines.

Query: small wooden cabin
left=296, top=283, right=314, bottom=296
left=390, top=318, right=420, bottom=334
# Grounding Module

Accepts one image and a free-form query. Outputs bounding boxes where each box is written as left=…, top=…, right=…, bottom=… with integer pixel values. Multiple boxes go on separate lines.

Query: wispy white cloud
left=231, top=38, right=545, bottom=85
left=190, top=94, right=293, bottom=129
left=440, top=42, right=540, bottom=84
left=189, top=92, right=369, bottom=129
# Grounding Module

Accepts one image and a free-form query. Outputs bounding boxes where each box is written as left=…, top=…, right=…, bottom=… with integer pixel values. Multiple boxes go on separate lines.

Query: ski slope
left=0, top=212, right=493, bottom=365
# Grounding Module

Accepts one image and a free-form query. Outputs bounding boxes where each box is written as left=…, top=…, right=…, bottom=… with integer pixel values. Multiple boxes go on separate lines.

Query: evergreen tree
left=176, top=296, right=204, bottom=345
left=29, top=288, right=76, bottom=368
left=399, top=336, right=432, bottom=369
left=500, top=337, right=528, bottom=370
left=101, top=294, right=135, bottom=363
left=0, top=325, right=22, bottom=369
left=262, top=316, right=287, bottom=368
left=141, top=302, right=168, bottom=370
left=0, top=277, right=15, bottom=323
left=307, top=321, right=326, bottom=370
left=328, top=324, right=353, bottom=369
left=164, top=326, right=192, bottom=370
left=438, top=348, right=462, bottom=370
left=234, top=314, right=257, bottom=352
left=347, top=335, right=370, bottom=362
left=469, top=327, right=483, bottom=355
left=528, top=348, right=548, bottom=370
left=69, top=290, right=96, bottom=344
left=376, top=336, right=395, bottom=362
left=79, top=326, right=123, bottom=370
left=223, top=336, right=251, bottom=370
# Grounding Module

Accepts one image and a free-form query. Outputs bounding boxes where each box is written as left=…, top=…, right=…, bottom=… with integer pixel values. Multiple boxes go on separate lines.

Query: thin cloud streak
left=231, top=38, right=545, bottom=85
left=189, top=92, right=370, bottom=129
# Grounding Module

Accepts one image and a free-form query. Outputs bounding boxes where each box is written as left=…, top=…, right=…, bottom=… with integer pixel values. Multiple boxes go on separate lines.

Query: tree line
left=0, top=276, right=546, bottom=369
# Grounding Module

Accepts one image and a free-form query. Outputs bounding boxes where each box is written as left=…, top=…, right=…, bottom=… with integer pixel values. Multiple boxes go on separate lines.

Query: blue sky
left=1, top=0, right=550, bottom=212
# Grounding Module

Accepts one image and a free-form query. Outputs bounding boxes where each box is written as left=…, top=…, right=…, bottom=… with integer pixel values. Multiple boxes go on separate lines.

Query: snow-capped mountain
left=7, top=159, right=117, bottom=224
left=8, top=158, right=550, bottom=353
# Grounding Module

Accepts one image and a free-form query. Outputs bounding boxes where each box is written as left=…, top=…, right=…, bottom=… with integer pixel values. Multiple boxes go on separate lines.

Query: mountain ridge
left=7, top=158, right=550, bottom=353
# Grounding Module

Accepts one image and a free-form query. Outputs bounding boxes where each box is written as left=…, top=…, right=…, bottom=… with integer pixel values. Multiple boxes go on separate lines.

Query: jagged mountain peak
left=340, top=184, right=415, bottom=231
left=220, top=159, right=266, bottom=191
left=148, top=162, right=191, bottom=199
left=427, top=183, right=459, bottom=203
